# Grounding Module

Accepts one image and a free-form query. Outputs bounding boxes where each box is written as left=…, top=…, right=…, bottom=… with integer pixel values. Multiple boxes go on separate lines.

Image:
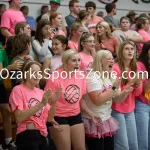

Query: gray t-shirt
left=104, top=16, right=120, bottom=28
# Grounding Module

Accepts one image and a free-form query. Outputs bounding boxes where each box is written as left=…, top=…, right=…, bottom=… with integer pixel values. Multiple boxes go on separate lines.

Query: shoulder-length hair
left=34, top=19, right=50, bottom=46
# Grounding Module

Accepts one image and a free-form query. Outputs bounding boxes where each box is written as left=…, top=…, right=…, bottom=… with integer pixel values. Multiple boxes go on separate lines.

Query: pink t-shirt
left=112, top=63, right=143, bottom=113
left=44, top=69, right=87, bottom=117
left=95, top=37, right=119, bottom=55
left=68, top=41, right=78, bottom=52
left=136, top=29, right=150, bottom=56
left=9, top=84, right=50, bottom=136
left=79, top=52, right=93, bottom=74
left=136, top=61, right=150, bottom=105
left=1, top=9, right=25, bottom=35
left=88, top=16, right=103, bottom=34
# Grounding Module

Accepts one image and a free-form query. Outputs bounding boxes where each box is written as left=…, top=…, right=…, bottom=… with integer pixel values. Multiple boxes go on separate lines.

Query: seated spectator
left=36, top=5, right=49, bottom=23
left=32, top=19, right=53, bottom=63
left=85, top=1, right=103, bottom=34
left=20, top=6, right=36, bottom=36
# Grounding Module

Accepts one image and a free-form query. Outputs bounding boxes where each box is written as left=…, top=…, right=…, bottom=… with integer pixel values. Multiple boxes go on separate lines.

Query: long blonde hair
left=92, top=50, right=115, bottom=82
left=95, top=21, right=112, bottom=43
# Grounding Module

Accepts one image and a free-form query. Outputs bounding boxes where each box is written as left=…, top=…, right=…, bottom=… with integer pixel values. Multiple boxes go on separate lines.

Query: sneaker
left=4, top=141, right=17, bottom=150
left=0, top=145, right=4, bottom=150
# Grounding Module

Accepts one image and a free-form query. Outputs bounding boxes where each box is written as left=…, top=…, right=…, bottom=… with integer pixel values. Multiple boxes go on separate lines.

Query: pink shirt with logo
left=88, top=16, right=103, bottom=34
left=1, top=9, right=25, bottom=35
left=44, top=69, right=87, bottom=117
left=9, top=84, right=50, bottom=136
left=68, top=41, right=78, bottom=52
left=136, top=61, right=150, bottom=105
left=79, top=52, right=93, bottom=74
left=136, top=29, right=150, bottom=56
left=112, top=63, right=143, bottom=113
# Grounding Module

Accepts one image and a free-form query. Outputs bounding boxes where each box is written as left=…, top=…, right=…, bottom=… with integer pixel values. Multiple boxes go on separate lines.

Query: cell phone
left=52, top=28, right=59, bottom=33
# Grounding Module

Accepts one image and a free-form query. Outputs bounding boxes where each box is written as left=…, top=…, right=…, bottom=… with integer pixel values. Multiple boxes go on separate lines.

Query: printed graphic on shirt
left=98, top=0, right=118, bottom=4
left=28, top=98, right=43, bottom=117
left=64, top=84, right=80, bottom=104
left=102, top=85, right=112, bottom=105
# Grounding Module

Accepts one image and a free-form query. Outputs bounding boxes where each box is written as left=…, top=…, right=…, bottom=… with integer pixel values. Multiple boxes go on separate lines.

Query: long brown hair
left=117, top=41, right=137, bottom=85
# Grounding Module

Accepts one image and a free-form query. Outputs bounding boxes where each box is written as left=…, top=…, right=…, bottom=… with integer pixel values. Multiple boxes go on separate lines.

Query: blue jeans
left=135, top=100, right=150, bottom=150
left=112, top=110, right=138, bottom=150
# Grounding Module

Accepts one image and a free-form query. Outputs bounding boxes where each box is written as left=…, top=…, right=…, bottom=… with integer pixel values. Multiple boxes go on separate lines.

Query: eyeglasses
left=84, top=40, right=96, bottom=44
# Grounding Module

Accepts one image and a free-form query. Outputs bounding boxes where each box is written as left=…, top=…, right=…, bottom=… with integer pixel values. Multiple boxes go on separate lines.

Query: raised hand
left=123, top=83, right=134, bottom=94
left=11, top=60, right=24, bottom=70
left=113, top=78, right=121, bottom=89
left=41, top=89, right=52, bottom=106
left=51, top=86, right=62, bottom=104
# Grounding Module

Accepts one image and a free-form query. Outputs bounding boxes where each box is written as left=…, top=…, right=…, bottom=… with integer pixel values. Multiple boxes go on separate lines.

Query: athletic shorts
left=47, top=113, right=83, bottom=127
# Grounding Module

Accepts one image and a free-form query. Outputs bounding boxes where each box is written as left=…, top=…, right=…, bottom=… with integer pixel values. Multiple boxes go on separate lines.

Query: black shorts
left=0, top=84, right=8, bottom=104
left=47, top=113, right=83, bottom=127
left=16, top=130, right=49, bottom=150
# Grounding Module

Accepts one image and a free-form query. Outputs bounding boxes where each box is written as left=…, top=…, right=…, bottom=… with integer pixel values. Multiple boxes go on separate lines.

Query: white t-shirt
left=82, top=72, right=116, bottom=121
left=112, top=30, right=140, bottom=43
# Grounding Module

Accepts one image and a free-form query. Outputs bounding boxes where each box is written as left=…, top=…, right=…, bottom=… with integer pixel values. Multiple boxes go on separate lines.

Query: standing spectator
left=97, top=11, right=104, bottom=18
left=76, top=10, right=91, bottom=32
left=68, top=22, right=85, bottom=51
left=50, top=12, right=66, bottom=37
left=112, top=16, right=143, bottom=43
left=95, top=21, right=119, bottom=57
left=0, top=37, right=22, bottom=150
left=85, top=1, right=103, bottom=34
left=42, top=0, right=67, bottom=35
left=0, top=4, right=6, bottom=46
left=136, top=17, right=150, bottom=57
left=135, top=42, right=150, bottom=150
left=104, top=3, right=120, bottom=31
left=0, top=4, right=6, bottom=22
left=126, top=10, right=137, bottom=26
left=0, top=0, right=25, bottom=38
left=112, top=41, right=143, bottom=150
left=20, top=6, right=37, bottom=34
left=36, top=5, right=49, bottom=23
left=65, top=0, right=80, bottom=36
